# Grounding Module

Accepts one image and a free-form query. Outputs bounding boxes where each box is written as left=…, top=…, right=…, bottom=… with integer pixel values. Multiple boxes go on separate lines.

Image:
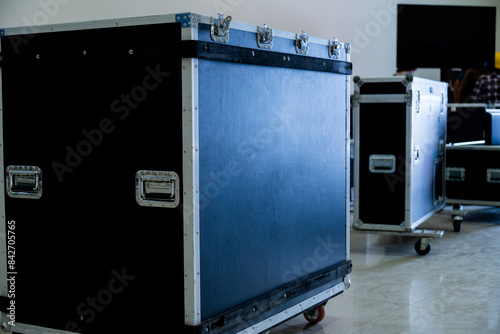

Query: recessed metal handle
left=369, top=155, right=396, bottom=173
left=6, top=165, right=43, bottom=199
left=487, top=168, right=500, bottom=184
left=135, top=171, right=180, bottom=208
left=445, top=167, right=465, bottom=182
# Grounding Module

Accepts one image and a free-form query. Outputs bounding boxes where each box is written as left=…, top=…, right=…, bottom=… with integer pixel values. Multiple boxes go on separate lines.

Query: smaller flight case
left=446, top=145, right=500, bottom=206
left=445, top=145, right=500, bottom=231
left=353, top=75, right=447, bottom=255
left=444, top=105, right=500, bottom=231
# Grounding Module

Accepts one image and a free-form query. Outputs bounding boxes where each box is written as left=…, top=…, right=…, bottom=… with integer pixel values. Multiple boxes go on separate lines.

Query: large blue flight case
left=0, top=13, right=352, bottom=334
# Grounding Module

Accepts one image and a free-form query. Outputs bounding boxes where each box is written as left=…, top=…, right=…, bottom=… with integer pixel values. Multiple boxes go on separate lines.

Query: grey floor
left=269, top=206, right=500, bottom=334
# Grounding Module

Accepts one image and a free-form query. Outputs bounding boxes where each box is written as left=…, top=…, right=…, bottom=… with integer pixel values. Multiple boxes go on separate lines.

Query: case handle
left=487, top=169, right=500, bottom=184
left=135, top=171, right=180, bottom=208
left=6, top=165, right=43, bottom=199
left=445, top=167, right=465, bottom=182
left=369, top=155, right=396, bottom=173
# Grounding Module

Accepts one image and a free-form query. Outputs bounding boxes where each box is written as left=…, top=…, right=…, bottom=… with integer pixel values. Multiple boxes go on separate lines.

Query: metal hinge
left=405, top=90, right=415, bottom=107
left=295, top=30, right=309, bottom=55
left=257, top=24, right=273, bottom=49
left=176, top=13, right=201, bottom=28
left=211, top=14, right=232, bottom=43
left=328, top=38, right=341, bottom=59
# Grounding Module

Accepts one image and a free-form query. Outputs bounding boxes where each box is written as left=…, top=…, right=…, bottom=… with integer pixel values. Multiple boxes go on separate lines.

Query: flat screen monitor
left=397, top=5, right=496, bottom=70
left=447, top=107, right=486, bottom=144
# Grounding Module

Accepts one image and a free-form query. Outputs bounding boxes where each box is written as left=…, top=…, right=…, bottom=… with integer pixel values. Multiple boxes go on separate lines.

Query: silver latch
left=329, top=38, right=341, bottom=59
left=136, top=171, right=180, bottom=208
left=295, top=30, right=309, bottom=55
left=257, top=24, right=273, bottom=49
left=415, top=90, right=421, bottom=112
left=211, top=14, right=232, bottom=43
left=6, top=165, right=43, bottom=199
left=414, top=145, right=421, bottom=163
left=439, top=140, right=445, bottom=156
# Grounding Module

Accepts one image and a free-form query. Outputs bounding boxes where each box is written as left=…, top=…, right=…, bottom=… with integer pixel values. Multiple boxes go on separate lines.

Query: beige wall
left=0, top=0, right=498, bottom=77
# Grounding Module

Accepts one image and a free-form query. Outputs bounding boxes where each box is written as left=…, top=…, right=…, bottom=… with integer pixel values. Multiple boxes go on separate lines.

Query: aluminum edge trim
left=0, top=12, right=348, bottom=51
left=404, top=81, right=413, bottom=231
left=181, top=43, right=201, bottom=324
left=447, top=144, right=500, bottom=151
left=445, top=199, right=500, bottom=206
left=353, top=223, right=407, bottom=232
left=355, top=76, right=408, bottom=84
left=0, top=57, right=7, bottom=300
left=235, top=283, right=345, bottom=334
left=345, top=50, right=351, bottom=263
left=449, top=103, right=500, bottom=108
left=1, top=14, right=178, bottom=36
left=352, top=80, right=361, bottom=230
left=0, top=322, right=75, bottom=334
left=409, top=209, right=440, bottom=230
left=358, top=94, right=406, bottom=104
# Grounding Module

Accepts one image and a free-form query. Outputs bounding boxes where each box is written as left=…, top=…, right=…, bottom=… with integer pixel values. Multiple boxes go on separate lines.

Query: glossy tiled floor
left=269, top=206, right=500, bottom=334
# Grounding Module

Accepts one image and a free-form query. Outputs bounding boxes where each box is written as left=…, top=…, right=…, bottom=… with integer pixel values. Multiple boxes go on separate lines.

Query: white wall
left=0, top=0, right=499, bottom=78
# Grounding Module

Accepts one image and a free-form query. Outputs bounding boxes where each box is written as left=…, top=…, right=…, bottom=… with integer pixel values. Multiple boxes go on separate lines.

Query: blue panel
left=198, top=59, right=347, bottom=319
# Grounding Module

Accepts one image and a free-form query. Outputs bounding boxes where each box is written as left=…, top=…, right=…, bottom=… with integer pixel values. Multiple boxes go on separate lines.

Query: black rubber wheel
left=414, top=239, right=431, bottom=256
left=453, top=219, right=462, bottom=232
left=303, top=304, right=326, bottom=324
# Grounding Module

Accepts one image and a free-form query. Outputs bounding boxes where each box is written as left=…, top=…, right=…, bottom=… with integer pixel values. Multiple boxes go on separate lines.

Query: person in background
left=454, top=68, right=489, bottom=103
left=471, top=52, right=500, bottom=104
left=394, top=67, right=416, bottom=76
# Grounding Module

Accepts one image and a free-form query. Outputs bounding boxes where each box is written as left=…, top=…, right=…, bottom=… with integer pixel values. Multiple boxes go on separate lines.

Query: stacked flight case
left=0, top=13, right=352, bottom=334
left=353, top=75, right=447, bottom=255
left=445, top=105, right=500, bottom=231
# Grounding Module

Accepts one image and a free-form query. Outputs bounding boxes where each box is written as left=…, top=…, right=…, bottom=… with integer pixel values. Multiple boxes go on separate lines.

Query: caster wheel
left=303, top=304, right=326, bottom=324
left=453, top=218, right=462, bottom=232
left=414, top=239, right=431, bottom=256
